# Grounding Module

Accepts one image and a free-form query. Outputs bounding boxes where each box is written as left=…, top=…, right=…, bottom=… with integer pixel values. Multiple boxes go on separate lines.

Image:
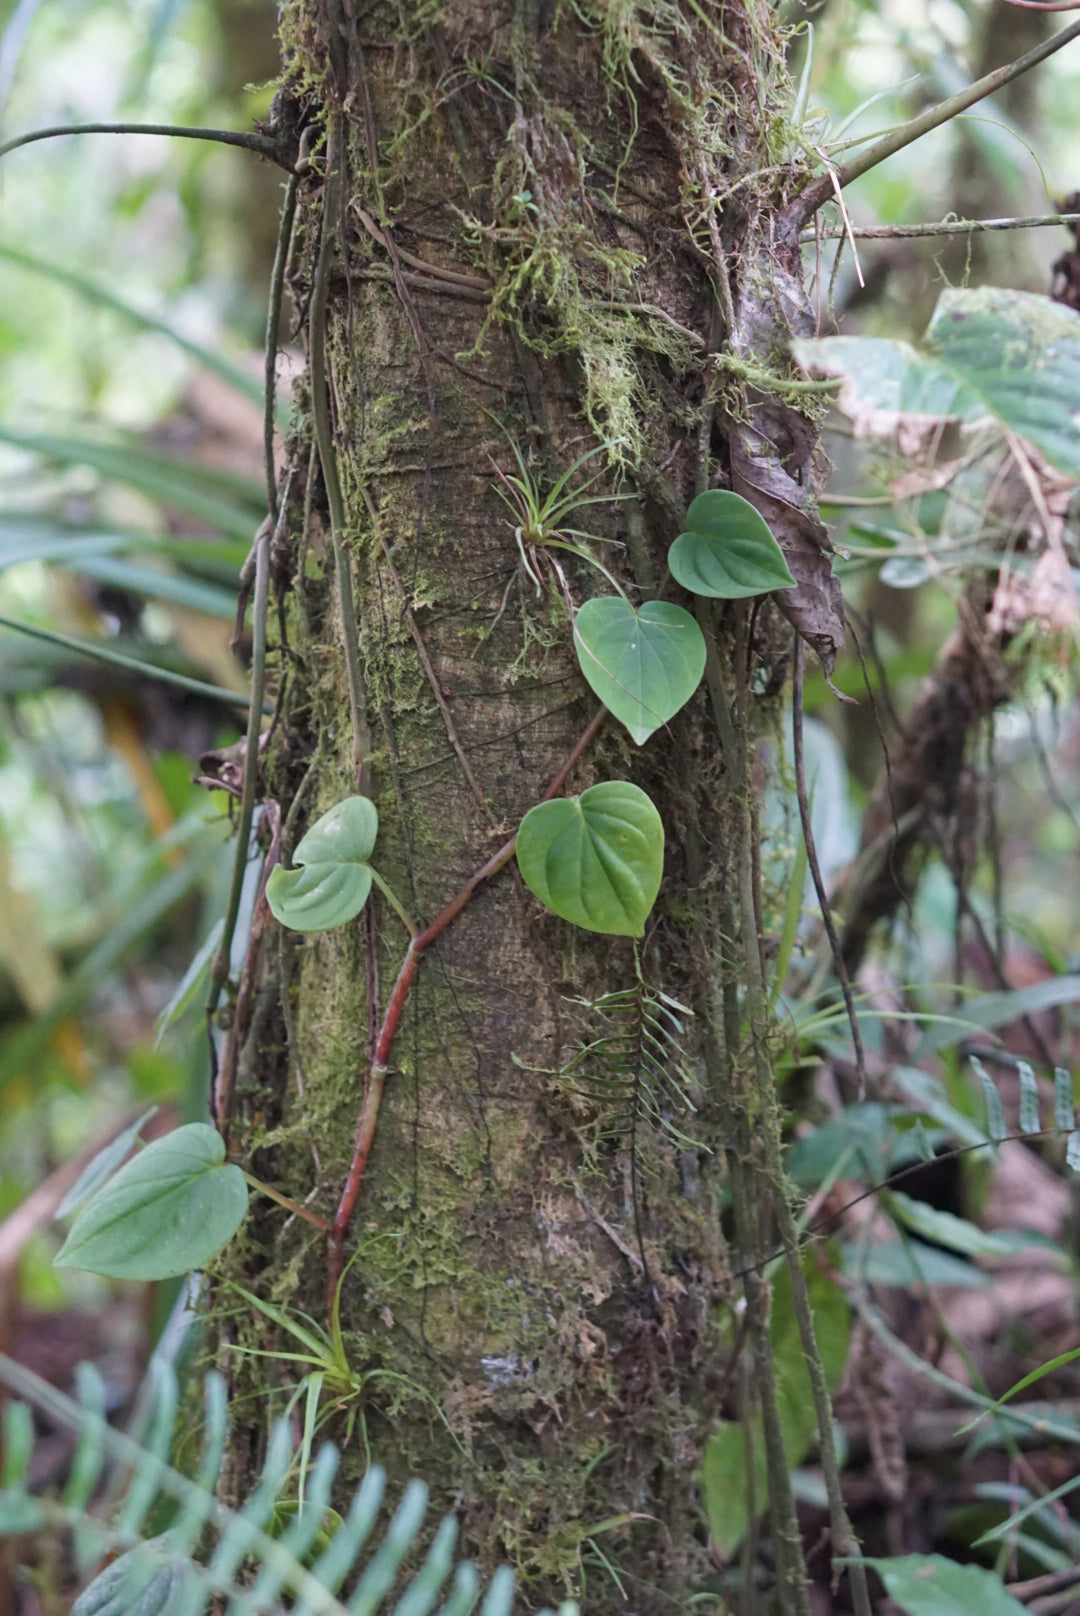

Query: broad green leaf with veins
left=55, top=1123, right=247, bottom=1281
left=860, top=1555, right=1027, bottom=1616
left=793, top=287, right=1080, bottom=478
left=267, top=796, right=378, bottom=932
left=667, top=490, right=795, bottom=599
left=516, top=781, right=663, bottom=937
left=573, top=598, right=706, bottom=745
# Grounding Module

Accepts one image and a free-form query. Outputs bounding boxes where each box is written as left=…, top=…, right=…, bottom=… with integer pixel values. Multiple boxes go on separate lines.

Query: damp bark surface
left=216, top=4, right=839, bottom=1610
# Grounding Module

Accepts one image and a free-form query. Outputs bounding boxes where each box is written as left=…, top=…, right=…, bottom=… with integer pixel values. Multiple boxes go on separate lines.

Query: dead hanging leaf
left=987, top=549, right=1078, bottom=639
left=728, top=264, right=845, bottom=672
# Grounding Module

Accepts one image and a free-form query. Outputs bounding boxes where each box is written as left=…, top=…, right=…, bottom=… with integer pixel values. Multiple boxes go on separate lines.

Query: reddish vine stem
left=327, top=705, right=606, bottom=1306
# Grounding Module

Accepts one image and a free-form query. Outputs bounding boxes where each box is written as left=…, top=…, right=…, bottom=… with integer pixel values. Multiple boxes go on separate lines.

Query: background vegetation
left=1, top=0, right=1080, bottom=1612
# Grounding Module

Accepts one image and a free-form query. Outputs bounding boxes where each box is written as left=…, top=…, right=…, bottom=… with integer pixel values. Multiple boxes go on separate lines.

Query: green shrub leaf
left=55, top=1123, right=247, bottom=1280
left=667, top=490, right=795, bottom=600
left=573, top=598, right=705, bottom=745
left=267, top=796, right=378, bottom=932
left=793, top=288, right=1080, bottom=479
left=861, top=1554, right=1027, bottom=1615
left=516, top=782, right=663, bottom=937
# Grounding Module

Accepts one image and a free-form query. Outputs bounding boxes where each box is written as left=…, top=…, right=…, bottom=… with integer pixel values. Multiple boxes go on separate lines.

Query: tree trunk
left=220, top=5, right=839, bottom=1610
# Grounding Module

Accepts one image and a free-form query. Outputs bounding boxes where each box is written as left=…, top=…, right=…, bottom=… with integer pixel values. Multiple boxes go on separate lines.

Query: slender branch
left=699, top=612, right=811, bottom=1616
left=241, top=1169, right=331, bottom=1233
left=309, top=111, right=372, bottom=795
left=801, top=210, right=1080, bottom=242
left=264, top=174, right=298, bottom=523
left=792, top=634, right=867, bottom=1094
left=0, top=121, right=290, bottom=167
left=783, top=18, right=1080, bottom=233
left=775, top=1208, right=872, bottom=1616
left=327, top=706, right=607, bottom=1309
left=205, top=521, right=271, bottom=1037
left=213, top=805, right=281, bottom=1135
left=0, top=613, right=260, bottom=710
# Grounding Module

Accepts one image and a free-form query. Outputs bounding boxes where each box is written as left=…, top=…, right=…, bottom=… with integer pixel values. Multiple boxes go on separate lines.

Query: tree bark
left=219, top=5, right=838, bottom=1610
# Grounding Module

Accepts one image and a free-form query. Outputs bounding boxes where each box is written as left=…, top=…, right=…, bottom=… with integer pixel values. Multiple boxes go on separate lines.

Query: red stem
left=327, top=707, right=606, bottom=1305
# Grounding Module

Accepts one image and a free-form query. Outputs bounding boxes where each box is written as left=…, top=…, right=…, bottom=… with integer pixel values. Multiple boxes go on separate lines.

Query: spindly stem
left=205, top=523, right=270, bottom=1032
left=368, top=869, right=418, bottom=940
left=309, top=111, right=372, bottom=795
left=242, top=1170, right=331, bottom=1233
left=791, top=634, right=867, bottom=1093
left=783, top=17, right=1080, bottom=234
left=801, top=209, right=1080, bottom=242
left=0, top=121, right=290, bottom=167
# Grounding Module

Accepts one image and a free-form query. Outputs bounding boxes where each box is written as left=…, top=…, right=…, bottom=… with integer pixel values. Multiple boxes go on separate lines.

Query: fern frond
left=969, top=1054, right=1080, bottom=1164
left=558, top=951, right=703, bottom=1164
left=0, top=1352, right=578, bottom=1616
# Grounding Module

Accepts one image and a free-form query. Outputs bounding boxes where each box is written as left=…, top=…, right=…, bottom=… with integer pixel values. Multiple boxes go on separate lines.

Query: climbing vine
left=7, top=1, right=1080, bottom=1611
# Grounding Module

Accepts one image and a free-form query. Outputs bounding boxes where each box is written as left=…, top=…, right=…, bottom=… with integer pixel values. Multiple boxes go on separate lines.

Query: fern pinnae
left=560, top=954, right=700, bottom=1153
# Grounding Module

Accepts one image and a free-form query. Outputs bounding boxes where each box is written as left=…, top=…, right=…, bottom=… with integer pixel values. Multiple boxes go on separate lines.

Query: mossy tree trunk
left=220, top=4, right=846, bottom=1610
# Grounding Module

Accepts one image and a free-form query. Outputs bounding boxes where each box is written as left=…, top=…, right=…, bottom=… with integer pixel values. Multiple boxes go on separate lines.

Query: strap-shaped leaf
left=267, top=796, right=378, bottom=933
left=573, top=598, right=705, bottom=745
left=667, top=490, right=795, bottom=600
left=516, top=782, right=663, bottom=937
left=55, top=1124, right=247, bottom=1281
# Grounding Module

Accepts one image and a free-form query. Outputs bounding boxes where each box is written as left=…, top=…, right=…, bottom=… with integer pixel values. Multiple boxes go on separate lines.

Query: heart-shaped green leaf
left=267, top=795, right=378, bottom=932
left=55, top=1123, right=248, bottom=1280
left=573, top=597, right=706, bottom=745
left=668, top=490, right=795, bottom=599
left=516, top=780, right=663, bottom=937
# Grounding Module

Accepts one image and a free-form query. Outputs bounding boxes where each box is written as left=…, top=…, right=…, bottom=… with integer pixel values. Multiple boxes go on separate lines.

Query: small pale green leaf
left=267, top=863, right=374, bottom=933
left=667, top=490, right=795, bottom=600
left=917, top=976, right=1080, bottom=1054
left=844, top=1237, right=988, bottom=1289
left=56, top=1109, right=159, bottom=1220
left=516, top=781, right=663, bottom=937
left=1055, top=1068, right=1075, bottom=1133
left=573, top=598, right=705, bottom=745
left=861, top=1554, right=1027, bottom=1616
left=55, top=1123, right=247, bottom=1281
left=292, top=797, right=378, bottom=867
left=880, top=556, right=930, bottom=590
left=266, top=796, right=378, bottom=933
left=1068, top=1132, right=1080, bottom=1173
